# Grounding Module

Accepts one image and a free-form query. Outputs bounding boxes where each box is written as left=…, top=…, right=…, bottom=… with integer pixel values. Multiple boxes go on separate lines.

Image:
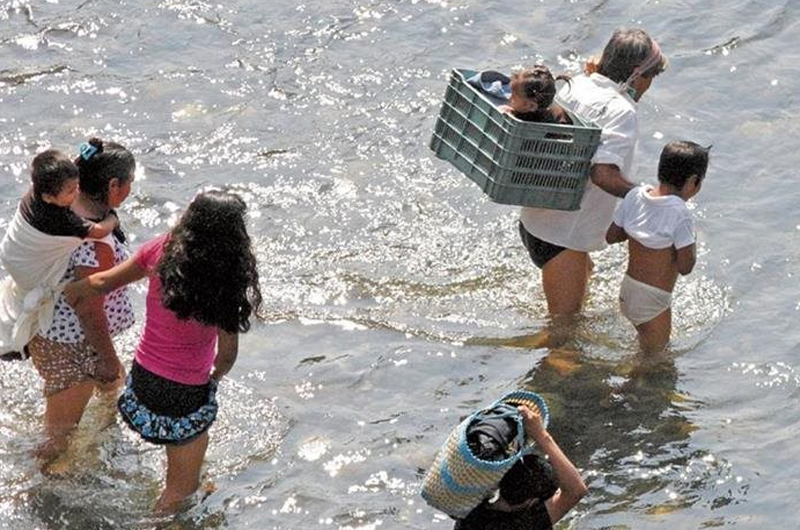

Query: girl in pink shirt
left=66, top=190, right=262, bottom=512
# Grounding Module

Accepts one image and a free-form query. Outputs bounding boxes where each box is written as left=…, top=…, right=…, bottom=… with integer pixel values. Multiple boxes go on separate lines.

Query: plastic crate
left=429, top=68, right=602, bottom=211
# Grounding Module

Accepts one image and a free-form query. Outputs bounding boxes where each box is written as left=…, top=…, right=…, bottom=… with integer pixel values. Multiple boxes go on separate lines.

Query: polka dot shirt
left=42, top=237, right=135, bottom=344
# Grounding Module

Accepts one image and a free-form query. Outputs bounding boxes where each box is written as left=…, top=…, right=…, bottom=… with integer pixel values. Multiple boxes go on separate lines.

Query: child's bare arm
left=86, top=211, right=119, bottom=239
left=211, top=330, right=238, bottom=381
left=605, top=222, right=628, bottom=244
left=64, top=256, right=148, bottom=307
left=674, top=244, right=696, bottom=275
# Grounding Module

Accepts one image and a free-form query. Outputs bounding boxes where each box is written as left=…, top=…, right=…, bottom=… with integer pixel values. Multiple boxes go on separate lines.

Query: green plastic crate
left=430, top=68, right=602, bottom=211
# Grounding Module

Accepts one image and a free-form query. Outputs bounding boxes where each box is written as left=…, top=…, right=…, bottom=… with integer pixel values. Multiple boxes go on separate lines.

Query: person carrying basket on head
left=422, top=392, right=587, bottom=529
left=518, top=28, right=668, bottom=317
left=454, top=406, right=587, bottom=529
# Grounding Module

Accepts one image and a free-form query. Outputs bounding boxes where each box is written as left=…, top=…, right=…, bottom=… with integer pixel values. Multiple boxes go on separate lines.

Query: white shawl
left=0, top=208, right=100, bottom=351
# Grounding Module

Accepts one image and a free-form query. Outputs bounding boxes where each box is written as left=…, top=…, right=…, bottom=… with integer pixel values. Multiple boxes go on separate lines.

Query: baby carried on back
left=0, top=147, right=118, bottom=355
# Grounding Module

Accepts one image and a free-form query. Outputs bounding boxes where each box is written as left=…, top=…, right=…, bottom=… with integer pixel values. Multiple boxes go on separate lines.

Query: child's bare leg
left=635, top=308, right=672, bottom=354
left=156, top=431, right=209, bottom=513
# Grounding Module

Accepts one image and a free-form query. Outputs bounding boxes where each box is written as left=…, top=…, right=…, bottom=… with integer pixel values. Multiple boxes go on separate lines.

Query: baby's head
left=31, top=149, right=80, bottom=207
left=509, top=65, right=570, bottom=117
left=658, top=141, right=710, bottom=199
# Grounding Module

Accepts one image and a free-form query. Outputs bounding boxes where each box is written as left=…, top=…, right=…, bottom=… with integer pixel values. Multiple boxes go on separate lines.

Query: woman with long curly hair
left=66, top=190, right=262, bottom=512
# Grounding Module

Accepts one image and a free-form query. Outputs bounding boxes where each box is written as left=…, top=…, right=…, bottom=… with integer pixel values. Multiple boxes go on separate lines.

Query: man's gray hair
left=597, top=28, right=667, bottom=83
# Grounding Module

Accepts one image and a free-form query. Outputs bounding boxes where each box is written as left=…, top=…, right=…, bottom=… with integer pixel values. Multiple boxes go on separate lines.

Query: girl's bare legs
left=156, top=431, right=209, bottom=513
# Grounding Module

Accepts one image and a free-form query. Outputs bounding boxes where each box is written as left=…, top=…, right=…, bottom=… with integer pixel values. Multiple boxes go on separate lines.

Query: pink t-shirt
left=134, top=234, right=219, bottom=386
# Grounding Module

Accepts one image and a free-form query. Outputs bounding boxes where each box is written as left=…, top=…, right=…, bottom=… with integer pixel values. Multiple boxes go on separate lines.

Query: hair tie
left=79, top=142, right=98, bottom=161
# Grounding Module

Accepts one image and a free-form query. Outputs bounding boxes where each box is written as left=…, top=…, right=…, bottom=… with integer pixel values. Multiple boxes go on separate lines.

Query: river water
left=0, top=0, right=798, bottom=528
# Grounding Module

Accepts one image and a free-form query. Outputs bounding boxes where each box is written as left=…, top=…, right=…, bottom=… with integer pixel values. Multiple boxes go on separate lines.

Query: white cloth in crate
left=519, top=73, right=638, bottom=252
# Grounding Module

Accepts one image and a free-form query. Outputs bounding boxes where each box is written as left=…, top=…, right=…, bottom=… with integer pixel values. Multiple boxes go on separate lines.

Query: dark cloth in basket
left=466, top=403, right=520, bottom=461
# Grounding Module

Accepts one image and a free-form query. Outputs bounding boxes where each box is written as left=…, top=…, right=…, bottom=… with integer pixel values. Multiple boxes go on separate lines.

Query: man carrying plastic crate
left=518, top=28, right=668, bottom=316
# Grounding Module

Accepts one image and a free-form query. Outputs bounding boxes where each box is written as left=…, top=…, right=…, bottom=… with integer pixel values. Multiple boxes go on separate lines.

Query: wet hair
left=510, top=65, right=571, bottom=122
left=657, top=141, right=710, bottom=189
left=499, top=453, right=559, bottom=506
left=74, top=137, right=135, bottom=204
left=156, top=190, right=263, bottom=333
left=31, top=149, right=79, bottom=200
left=597, top=28, right=668, bottom=83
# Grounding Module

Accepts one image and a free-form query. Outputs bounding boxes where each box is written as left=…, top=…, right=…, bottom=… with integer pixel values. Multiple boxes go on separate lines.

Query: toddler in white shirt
left=605, top=140, right=710, bottom=353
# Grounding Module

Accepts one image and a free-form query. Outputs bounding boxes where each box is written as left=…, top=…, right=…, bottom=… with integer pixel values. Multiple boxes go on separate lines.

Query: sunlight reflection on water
left=2, top=0, right=798, bottom=527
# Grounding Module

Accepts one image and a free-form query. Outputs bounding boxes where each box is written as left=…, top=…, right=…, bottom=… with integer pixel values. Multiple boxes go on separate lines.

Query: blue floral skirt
left=118, top=361, right=218, bottom=446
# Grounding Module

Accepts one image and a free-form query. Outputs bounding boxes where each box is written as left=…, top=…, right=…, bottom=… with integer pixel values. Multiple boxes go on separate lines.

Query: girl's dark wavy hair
left=157, top=190, right=263, bottom=333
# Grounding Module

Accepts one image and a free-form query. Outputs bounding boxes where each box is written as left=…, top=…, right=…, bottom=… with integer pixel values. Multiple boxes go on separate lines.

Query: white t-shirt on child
left=613, top=185, right=695, bottom=250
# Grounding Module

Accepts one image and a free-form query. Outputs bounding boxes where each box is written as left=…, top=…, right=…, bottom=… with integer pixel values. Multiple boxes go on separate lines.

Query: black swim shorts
left=518, top=222, right=566, bottom=269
